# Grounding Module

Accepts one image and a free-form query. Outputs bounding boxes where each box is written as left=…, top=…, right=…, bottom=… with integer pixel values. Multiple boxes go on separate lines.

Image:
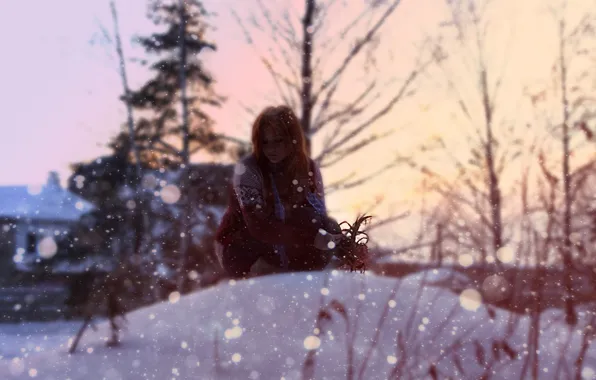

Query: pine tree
left=126, top=0, right=225, bottom=291
left=127, top=0, right=224, bottom=165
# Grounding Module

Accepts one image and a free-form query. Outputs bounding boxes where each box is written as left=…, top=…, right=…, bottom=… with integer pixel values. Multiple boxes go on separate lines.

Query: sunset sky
left=0, top=0, right=592, bottom=245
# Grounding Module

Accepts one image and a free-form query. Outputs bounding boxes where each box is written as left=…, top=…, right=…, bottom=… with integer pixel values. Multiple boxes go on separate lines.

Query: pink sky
left=0, top=0, right=591, bottom=245
left=0, top=0, right=444, bottom=219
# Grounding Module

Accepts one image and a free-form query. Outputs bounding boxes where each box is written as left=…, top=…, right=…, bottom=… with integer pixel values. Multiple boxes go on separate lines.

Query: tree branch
left=367, top=211, right=411, bottom=233
left=312, top=79, right=378, bottom=135
left=314, top=0, right=402, bottom=98
left=211, top=133, right=250, bottom=147
left=325, top=157, right=403, bottom=194
left=316, top=65, right=424, bottom=165
left=320, top=130, right=393, bottom=168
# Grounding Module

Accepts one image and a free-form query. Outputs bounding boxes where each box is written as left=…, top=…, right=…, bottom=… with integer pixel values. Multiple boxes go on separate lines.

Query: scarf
left=269, top=170, right=289, bottom=269
left=267, top=158, right=326, bottom=270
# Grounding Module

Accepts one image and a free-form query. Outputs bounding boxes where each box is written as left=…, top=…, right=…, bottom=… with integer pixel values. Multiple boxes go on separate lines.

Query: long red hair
left=251, top=105, right=313, bottom=205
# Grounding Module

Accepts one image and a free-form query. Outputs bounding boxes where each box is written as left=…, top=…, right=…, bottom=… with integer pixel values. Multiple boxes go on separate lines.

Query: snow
left=0, top=180, right=93, bottom=223
left=0, top=270, right=595, bottom=379
left=132, top=168, right=228, bottom=277
left=0, top=321, right=82, bottom=360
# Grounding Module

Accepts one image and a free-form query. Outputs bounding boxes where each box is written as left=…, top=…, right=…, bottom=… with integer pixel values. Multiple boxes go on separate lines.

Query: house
left=0, top=171, right=94, bottom=284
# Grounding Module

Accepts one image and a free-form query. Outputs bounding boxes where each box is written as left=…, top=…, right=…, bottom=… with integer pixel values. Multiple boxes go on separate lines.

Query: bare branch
left=312, top=80, right=377, bottom=135
left=236, top=0, right=422, bottom=194
left=324, top=170, right=356, bottom=193
left=432, top=182, right=493, bottom=231
left=326, top=158, right=402, bottom=194
left=320, top=130, right=393, bottom=168
left=314, top=0, right=401, bottom=98
left=260, top=56, right=300, bottom=105
left=236, top=99, right=261, bottom=119
left=488, top=17, right=517, bottom=113
left=367, top=211, right=411, bottom=232
left=211, top=133, right=250, bottom=147
left=281, top=9, right=300, bottom=48
left=230, top=7, right=301, bottom=105
left=316, top=65, right=424, bottom=164
left=373, top=242, right=435, bottom=261
left=231, top=9, right=253, bottom=44
left=314, top=1, right=374, bottom=69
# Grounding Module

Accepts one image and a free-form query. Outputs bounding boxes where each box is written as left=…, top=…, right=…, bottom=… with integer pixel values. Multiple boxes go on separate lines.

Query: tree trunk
left=110, top=1, right=143, bottom=178
left=433, top=222, right=443, bottom=266
left=558, top=18, right=577, bottom=326
left=177, top=0, right=191, bottom=292
left=300, top=0, right=316, bottom=156
left=480, top=66, right=503, bottom=258
left=111, top=1, right=151, bottom=299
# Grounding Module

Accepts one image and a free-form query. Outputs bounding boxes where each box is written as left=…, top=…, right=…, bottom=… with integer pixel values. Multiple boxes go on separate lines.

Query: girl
left=215, top=105, right=343, bottom=278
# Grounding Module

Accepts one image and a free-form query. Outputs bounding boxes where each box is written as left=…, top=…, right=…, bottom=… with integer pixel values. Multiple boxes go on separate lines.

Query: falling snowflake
left=303, top=336, right=321, bottom=350
left=37, top=236, right=58, bottom=259
left=458, top=253, right=474, bottom=267
left=235, top=163, right=247, bottom=176
left=169, top=292, right=181, bottom=304
left=224, top=326, right=243, bottom=340
left=459, top=288, right=482, bottom=311
left=160, top=184, right=181, bottom=204
left=496, top=246, right=515, bottom=263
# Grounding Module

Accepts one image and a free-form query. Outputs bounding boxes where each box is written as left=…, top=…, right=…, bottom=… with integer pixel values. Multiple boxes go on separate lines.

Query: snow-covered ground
left=0, top=321, right=83, bottom=360
left=0, top=270, right=595, bottom=379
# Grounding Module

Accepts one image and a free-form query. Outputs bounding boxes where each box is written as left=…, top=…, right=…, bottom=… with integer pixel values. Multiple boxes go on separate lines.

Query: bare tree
left=108, top=1, right=152, bottom=274
left=125, top=0, right=225, bottom=292
left=419, top=0, right=523, bottom=264
left=556, top=8, right=577, bottom=326
left=231, top=0, right=433, bottom=194
left=86, top=2, right=155, bottom=297
left=522, top=151, right=559, bottom=379
left=552, top=3, right=595, bottom=326
left=525, top=1, right=596, bottom=325
left=110, top=1, right=143, bottom=179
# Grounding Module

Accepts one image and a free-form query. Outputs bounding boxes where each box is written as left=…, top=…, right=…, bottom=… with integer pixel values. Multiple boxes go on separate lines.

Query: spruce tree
left=127, top=0, right=225, bottom=291
left=127, top=0, right=224, bottom=165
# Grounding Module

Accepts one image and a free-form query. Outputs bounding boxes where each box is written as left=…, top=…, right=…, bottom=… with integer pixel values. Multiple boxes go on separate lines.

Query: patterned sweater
left=214, top=154, right=326, bottom=248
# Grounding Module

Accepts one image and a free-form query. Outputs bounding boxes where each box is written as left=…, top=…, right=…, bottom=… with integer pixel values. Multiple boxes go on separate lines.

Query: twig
left=357, top=279, right=402, bottom=380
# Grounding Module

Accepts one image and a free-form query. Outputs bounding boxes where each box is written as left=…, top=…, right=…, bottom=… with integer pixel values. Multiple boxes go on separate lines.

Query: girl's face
left=262, top=126, right=291, bottom=164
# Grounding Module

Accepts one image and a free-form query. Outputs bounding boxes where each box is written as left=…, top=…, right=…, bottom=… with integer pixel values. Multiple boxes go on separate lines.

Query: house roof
left=0, top=172, right=94, bottom=222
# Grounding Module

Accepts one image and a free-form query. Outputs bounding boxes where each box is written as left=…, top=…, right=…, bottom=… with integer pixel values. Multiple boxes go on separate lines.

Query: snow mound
left=1, top=270, right=595, bottom=379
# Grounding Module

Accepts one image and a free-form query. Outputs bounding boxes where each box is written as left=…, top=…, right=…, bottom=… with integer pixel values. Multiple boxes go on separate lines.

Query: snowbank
left=1, top=270, right=595, bottom=379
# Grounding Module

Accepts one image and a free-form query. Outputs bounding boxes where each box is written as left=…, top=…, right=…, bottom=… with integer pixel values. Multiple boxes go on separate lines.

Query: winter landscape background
left=0, top=0, right=595, bottom=379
